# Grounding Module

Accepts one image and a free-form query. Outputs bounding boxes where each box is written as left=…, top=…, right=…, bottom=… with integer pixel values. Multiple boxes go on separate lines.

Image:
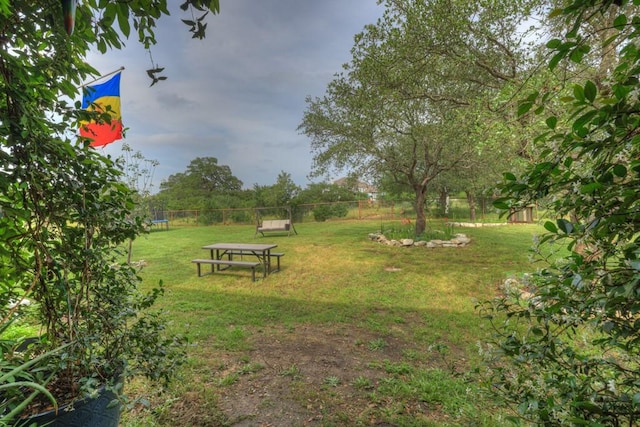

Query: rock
left=450, top=234, right=471, bottom=245
left=401, top=239, right=414, bottom=246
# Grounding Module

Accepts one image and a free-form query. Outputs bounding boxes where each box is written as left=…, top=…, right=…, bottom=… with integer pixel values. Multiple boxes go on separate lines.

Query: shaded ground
left=165, top=322, right=470, bottom=426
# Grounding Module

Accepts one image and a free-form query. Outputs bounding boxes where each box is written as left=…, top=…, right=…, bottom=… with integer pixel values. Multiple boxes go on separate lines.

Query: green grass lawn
left=122, top=220, right=545, bottom=426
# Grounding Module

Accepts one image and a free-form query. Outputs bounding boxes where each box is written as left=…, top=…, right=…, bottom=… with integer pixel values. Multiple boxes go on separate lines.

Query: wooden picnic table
left=192, top=243, right=280, bottom=281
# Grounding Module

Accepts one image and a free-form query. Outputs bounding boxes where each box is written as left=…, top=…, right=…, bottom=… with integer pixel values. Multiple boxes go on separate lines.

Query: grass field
left=121, top=219, right=545, bottom=426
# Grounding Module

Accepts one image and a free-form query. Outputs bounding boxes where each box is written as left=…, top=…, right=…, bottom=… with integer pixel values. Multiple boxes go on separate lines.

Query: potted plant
left=0, top=145, right=188, bottom=426
left=0, top=1, right=220, bottom=425
left=0, top=317, right=67, bottom=425
left=0, top=131, right=189, bottom=427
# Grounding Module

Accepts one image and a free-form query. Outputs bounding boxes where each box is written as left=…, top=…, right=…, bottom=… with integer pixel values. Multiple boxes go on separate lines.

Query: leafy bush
left=480, top=2, right=640, bottom=425
left=312, top=204, right=348, bottom=222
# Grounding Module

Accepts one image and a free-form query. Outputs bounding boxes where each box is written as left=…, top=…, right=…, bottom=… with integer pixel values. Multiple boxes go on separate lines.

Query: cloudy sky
left=87, top=1, right=385, bottom=192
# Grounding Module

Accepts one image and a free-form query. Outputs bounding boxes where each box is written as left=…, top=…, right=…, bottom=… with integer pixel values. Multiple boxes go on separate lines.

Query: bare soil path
left=167, top=322, right=466, bottom=426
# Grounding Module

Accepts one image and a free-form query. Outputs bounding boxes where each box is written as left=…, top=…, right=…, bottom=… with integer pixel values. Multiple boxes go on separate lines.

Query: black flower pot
left=17, top=386, right=121, bottom=427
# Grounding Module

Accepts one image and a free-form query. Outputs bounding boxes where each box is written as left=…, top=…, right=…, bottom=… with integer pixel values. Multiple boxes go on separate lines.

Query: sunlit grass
left=121, top=219, right=546, bottom=425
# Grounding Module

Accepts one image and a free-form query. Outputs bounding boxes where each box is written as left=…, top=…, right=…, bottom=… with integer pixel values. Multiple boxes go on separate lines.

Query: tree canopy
left=156, top=156, right=242, bottom=210
left=481, top=0, right=640, bottom=424
left=299, top=0, right=544, bottom=235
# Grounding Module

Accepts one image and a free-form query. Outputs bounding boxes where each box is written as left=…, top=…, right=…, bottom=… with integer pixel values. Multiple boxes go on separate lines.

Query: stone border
left=447, top=222, right=507, bottom=228
left=368, top=232, right=471, bottom=248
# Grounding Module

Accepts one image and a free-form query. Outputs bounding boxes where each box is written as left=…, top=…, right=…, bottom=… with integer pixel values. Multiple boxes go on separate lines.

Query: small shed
left=508, top=205, right=536, bottom=223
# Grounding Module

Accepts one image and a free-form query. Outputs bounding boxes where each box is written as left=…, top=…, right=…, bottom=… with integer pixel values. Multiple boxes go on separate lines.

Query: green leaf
left=557, top=219, right=574, bottom=234
left=632, top=393, right=640, bottom=409
left=544, top=221, right=558, bottom=233
left=613, top=83, right=631, bottom=100
left=546, top=39, right=562, bottom=49
left=613, top=164, right=627, bottom=178
left=613, top=14, right=627, bottom=30
left=545, top=116, right=557, bottom=129
left=584, top=81, right=597, bottom=103
left=573, top=84, right=585, bottom=102
left=526, top=91, right=540, bottom=102
left=493, top=198, right=511, bottom=210
left=531, top=326, right=544, bottom=336
left=549, top=52, right=564, bottom=70
left=102, top=2, right=117, bottom=27
left=564, top=157, right=573, bottom=168
left=603, top=34, right=619, bottom=49
left=573, top=110, right=597, bottom=131
left=580, top=182, right=602, bottom=194
left=570, top=47, right=585, bottom=63
left=518, top=101, right=533, bottom=117
left=116, top=5, right=131, bottom=38
left=600, top=171, right=614, bottom=183
left=548, top=8, right=563, bottom=18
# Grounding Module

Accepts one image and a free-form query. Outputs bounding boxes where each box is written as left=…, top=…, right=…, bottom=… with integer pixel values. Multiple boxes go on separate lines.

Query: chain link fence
left=155, top=197, right=513, bottom=227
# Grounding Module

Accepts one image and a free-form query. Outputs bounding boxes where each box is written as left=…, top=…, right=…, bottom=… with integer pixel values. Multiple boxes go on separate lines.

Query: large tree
left=299, top=0, right=543, bottom=235
left=156, top=156, right=243, bottom=210
left=253, top=171, right=301, bottom=208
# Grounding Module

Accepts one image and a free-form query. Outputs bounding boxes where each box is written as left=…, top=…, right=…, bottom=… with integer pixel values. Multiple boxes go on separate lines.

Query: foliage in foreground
left=482, top=1, right=640, bottom=425
left=0, top=0, right=219, bottom=423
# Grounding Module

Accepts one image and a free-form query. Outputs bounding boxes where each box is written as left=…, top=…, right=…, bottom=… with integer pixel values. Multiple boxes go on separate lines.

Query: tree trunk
left=466, top=191, right=476, bottom=222
left=414, top=185, right=427, bottom=236
left=127, top=238, right=133, bottom=264
left=438, top=186, right=449, bottom=217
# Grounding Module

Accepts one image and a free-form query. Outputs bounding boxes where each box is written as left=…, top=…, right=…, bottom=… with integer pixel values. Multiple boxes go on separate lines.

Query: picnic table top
left=202, top=243, right=277, bottom=251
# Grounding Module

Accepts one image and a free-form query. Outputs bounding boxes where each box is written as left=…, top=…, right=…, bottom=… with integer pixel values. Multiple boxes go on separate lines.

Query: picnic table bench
left=255, top=219, right=297, bottom=237
left=225, top=251, right=285, bottom=273
left=191, top=259, right=261, bottom=281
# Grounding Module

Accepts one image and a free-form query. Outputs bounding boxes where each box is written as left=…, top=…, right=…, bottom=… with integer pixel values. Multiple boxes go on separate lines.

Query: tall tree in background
left=482, top=1, right=640, bottom=424
left=253, top=171, right=301, bottom=208
left=157, top=156, right=243, bottom=210
left=252, top=171, right=301, bottom=222
left=186, top=157, right=243, bottom=194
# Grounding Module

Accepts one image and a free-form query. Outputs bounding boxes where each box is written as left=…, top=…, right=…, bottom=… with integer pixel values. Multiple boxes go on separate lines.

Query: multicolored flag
left=80, top=73, right=123, bottom=148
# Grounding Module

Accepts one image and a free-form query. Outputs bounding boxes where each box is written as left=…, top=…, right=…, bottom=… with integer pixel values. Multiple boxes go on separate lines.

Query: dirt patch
left=195, top=323, right=462, bottom=426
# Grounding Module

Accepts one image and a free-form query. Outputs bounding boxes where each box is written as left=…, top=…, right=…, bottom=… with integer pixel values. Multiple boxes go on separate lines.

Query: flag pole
left=82, top=66, right=125, bottom=88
